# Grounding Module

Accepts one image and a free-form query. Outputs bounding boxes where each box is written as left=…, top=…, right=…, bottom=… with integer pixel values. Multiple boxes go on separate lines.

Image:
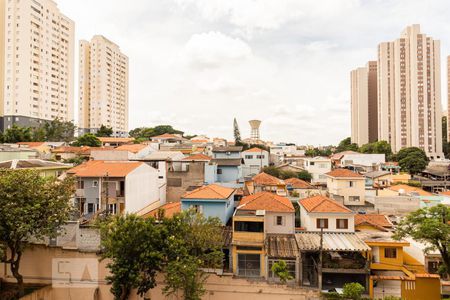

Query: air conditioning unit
left=256, top=210, right=266, bottom=216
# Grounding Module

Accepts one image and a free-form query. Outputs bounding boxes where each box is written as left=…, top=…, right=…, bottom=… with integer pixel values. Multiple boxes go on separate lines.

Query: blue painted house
left=181, top=184, right=236, bottom=224
left=211, top=146, right=243, bottom=184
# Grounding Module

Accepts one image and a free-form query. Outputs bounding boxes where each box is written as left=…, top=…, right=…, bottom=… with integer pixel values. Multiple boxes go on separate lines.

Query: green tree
left=305, top=147, right=332, bottom=157
left=162, top=210, right=224, bottom=300
left=43, top=118, right=76, bottom=142
left=31, top=126, right=47, bottom=142
left=279, top=170, right=299, bottom=180
left=63, top=156, right=86, bottom=166
left=396, top=147, right=428, bottom=175
left=394, top=204, right=450, bottom=278
left=233, top=118, right=242, bottom=145
left=129, top=125, right=184, bottom=139
left=99, top=214, right=164, bottom=300
left=297, top=170, right=313, bottom=182
left=2, top=125, right=32, bottom=143
left=342, top=282, right=365, bottom=300
left=359, top=140, right=393, bottom=160
left=271, top=260, right=293, bottom=284
left=262, top=166, right=281, bottom=178
left=96, top=125, right=113, bottom=137
left=0, top=169, right=74, bottom=296
left=335, top=137, right=359, bottom=153
left=72, top=133, right=101, bottom=147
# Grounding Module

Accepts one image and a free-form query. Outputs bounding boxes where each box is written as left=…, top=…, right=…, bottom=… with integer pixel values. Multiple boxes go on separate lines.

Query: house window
left=384, top=248, right=397, bottom=259
left=257, top=155, right=265, bottom=159
left=349, top=196, right=360, bottom=202
left=92, top=180, right=98, bottom=187
left=217, top=169, right=223, bottom=175
left=275, top=216, right=283, bottom=226
left=336, top=219, right=348, bottom=229
left=108, top=203, right=117, bottom=215
left=76, top=180, right=84, bottom=189
left=316, top=218, right=328, bottom=229
left=190, top=204, right=203, bottom=213
left=349, top=181, right=354, bottom=187
left=87, top=203, right=95, bottom=213
left=245, top=155, right=253, bottom=159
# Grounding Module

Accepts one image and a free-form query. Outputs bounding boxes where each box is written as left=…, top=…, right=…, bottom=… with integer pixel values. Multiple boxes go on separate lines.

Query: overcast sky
left=58, top=0, right=450, bottom=145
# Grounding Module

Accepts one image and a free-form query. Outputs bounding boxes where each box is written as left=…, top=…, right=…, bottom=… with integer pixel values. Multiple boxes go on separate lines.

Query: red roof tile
left=67, top=160, right=143, bottom=177
left=355, top=214, right=393, bottom=230
left=182, top=184, right=235, bottom=199
left=239, top=192, right=294, bottom=212
left=244, top=147, right=267, bottom=153
left=284, top=178, right=314, bottom=189
left=182, top=154, right=212, bottom=161
left=326, top=169, right=363, bottom=178
left=115, top=144, right=147, bottom=153
left=143, top=202, right=181, bottom=219
left=253, top=172, right=284, bottom=186
left=388, top=184, right=432, bottom=196
left=299, top=195, right=352, bottom=213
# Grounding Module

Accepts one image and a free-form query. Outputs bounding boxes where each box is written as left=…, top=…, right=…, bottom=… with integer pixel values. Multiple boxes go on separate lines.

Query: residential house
left=298, top=195, right=355, bottom=232
left=180, top=184, right=236, bottom=224
left=0, top=144, right=38, bottom=161
left=242, top=147, right=269, bottom=177
left=285, top=177, right=323, bottom=199
left=232, top=192, right=295, bottom=277
left=364, top=170, right=392, bottom=188
left=338, top=153, right=385, bottom=173
left=269, top=144, right=305, bottom=166
left=51, top=146, right=92, bottom=161
left=380, top=184, right=432, bottom=197
left=0, top=159, right=72, bottom=177
left=16, top=142, right=52, bottom=157
left=330, top=151, right=359, bottom=167
left=67, top=160, right=160, bottom=218
left=249, top=172, right=287, bottom=196
left=326, top=169, right=366, bottom=206
left=302, top=157, right=332, bottom=185
left=98, top=137, right=134, bottom=147
left=354, top=214, right=393, bottom=232
left=150, top=133, right=186, bottom=145
left=211, top=146, right=243, bottom=184
left=91, top=144, right=155, bottom=161
left=139, top=202, right=182, bottom=219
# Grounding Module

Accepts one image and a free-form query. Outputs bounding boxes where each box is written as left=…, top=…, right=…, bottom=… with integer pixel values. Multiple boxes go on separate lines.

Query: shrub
left=342, top=282, right=365, bottom=300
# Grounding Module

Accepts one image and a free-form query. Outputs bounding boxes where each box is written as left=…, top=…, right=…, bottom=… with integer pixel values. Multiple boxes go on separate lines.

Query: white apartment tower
left=378, top=24, right=443, bottom=158
left=79, top=35, right=129, bottom=136
left=0, top=0, right=74, bottom=131
left=351, top=61, right=378, bottom=146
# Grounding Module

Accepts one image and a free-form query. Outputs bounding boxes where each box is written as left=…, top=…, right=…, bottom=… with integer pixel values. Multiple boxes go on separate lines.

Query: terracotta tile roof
left=17, top=142, right=46, bottom=148
left=388, top=184, right=432, bottom=196
left=114, top=144, right=147, bottom=153
left=331, top=151, right=359, bottom=160
left=142, top=202, right=181, bottom=219
left=182, top=154, right=212, bottom=161
left=182, top=184, right=235, bottom=199
left=151, top=133, right=184, bottom=140
left=98, top=137, right=134, bottom=143
left=355, top=214, right=393, bottom=231
left=299, top=195, right=352, bottom=213
left=67, top=160, right=143, bottom=177
left=52, top=146, right=92, bottom=155
left=190, top=139, right=209, bottom=143
left=244, top=147, right=267, bottom=153
left=284, top=178, right=314, bottom=189
left=440, top=191, right=450, bottom=196
left=238, top=192, right=294, bottom=212
left=326, top=168, right=363, bottom=178
left=253, top=172, right=285, bottom=186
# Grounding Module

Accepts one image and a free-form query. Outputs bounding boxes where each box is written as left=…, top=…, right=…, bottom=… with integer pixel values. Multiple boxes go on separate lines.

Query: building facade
left=79, top=35, right=128, bottom=136
left=378, top=24, right=443, bottom=158
left=0, top=0, right=75, bottom=131
left=351, top=61, right=377, bottom=146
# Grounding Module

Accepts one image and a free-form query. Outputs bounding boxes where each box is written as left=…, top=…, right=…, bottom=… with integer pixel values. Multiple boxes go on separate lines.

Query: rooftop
left=98, top=137, right=134, bottom=143
left=295, top=232, right=370, bottom=251
left=182, top=153, right=212, bottom=161
left=151, top=133, right=185, bottom=140
left=244, top=147, right=267, bottom=153
left=252, top=172, right=284, bottom=186
left=238, top=192, right=294, bottom=213
left=210, top=158, right=242, bottom=166
left=387, top=184, right=432, bottom=196
left=326, top=168, right=363, bottom=178
left=284, top=177, right=314, bottom=189
left=140, top=151, right=184, bottom=161
left=0, top=159, right=71, bottom=169
left=364, top=170, right=391, bottom=179
left=331, top=151, right=360, bottom=160
left=355, top=214, right=393, bottom=231
left=182, top=184, right=235, bottom=200
left=67, top=160, right=143, bottom=177
left=115, top=144, right=148, bottom=153
left=141, top=202, right=181, bottom=219
left=212, top=146, right=243, bottom=152
left=51, top=146, right=92, bottom=154
left=299, top=195, right=353, bottom=213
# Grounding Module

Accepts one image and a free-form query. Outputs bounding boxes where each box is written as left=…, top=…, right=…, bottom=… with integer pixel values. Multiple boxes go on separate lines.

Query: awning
left=295, top=232, right=370, bottom=252
left=266, top=234, right=299, bottom=258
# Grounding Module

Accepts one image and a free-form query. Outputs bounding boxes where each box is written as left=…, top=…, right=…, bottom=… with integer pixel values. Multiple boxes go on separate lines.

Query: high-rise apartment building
left=0, top=0, right=74, bottom=131
left=79, top=35, right=128, bottom=136
left=351, top=61, right=378, bottom=146
left=378, top=24, right=443, bottom=158
left=447, top=55, right=450, bottom=141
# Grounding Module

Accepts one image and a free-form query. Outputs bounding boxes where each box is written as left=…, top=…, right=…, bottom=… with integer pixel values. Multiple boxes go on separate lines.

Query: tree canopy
left=233, top=118, right=242, bottom=145
left=305, top=147, right=332, bottom=157
left=42, top=118, right=76, bottom=142
left=129, top=125, right=184, bottom=140
left=262, top=166, right=312, bottom=182
left=0, top=169, right=74, bottom=296
left=335, top=137, right=359, bottom=153
left=359, top=140, right=393, bottom=160
left=96, top=125, right=113, bottom=137
left=72, top=133, right=101, bottom=147
left=394, top=204, right=450, bottom=278
left=395, top=147, right=428, bottom=175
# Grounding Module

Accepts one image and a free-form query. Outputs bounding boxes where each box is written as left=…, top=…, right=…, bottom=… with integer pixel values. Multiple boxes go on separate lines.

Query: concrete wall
left=327, top=177, right=366, bottom=205
left=213, top=151, right=241, bottom=159
left=367, top=196, right=420, bottom=215
left=125, top=164, right=159, bottom=213
left=181, top=197, right=234, bottom=225
left=217, top=166, right=241, bottom=183
left=265, top=212, right=295, bottom=234
left=166, top=161, right=206, bottom=202
left=299, top=206, right=355, bottom=232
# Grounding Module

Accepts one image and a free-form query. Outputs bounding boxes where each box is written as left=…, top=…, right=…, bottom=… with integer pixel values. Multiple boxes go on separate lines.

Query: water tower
left=249, top=120, right=261, bottom=141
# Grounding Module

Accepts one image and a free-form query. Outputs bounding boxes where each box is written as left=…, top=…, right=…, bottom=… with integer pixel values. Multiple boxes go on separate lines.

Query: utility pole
left=318, top=227, right=324, bottom=290
left=105, top=172, right=109, bottom=215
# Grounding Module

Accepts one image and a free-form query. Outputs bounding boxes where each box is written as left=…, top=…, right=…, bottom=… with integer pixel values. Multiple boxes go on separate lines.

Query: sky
left=57, top=0, right=450, bottom=146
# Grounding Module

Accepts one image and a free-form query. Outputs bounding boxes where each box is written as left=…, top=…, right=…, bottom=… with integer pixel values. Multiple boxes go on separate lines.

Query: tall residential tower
left=351, top=61, right=378, bottom=146
left=378, top=24, right=442, bottom=158
left=0, top=0, right=75, bottom=131
left=79, top=35, right=129, bottom=136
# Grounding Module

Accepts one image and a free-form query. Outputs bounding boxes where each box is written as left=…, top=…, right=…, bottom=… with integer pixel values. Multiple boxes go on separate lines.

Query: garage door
left=238, top=254, right=260, bottom=277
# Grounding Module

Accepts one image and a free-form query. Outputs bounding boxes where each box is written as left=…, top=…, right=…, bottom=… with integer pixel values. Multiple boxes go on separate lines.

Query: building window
left=234, top=221, right=264, bottom=232
left=92, top=180, right=98, bottom=187
left=76, top=180, right=84, bottom=189
left=217, top=169, right=223, bottom=175
left=316, top=218, right=328, bottom=229
left=245, top=155, right=253, bottom=159
left=384, top=248, right=397, bottom=259
left=349, top=181, right=353, bottom=187
left=190, top=204, right=203, bottom=213
left=256, top=155, right=265, bottom=159
left=336, top=219, right=348, bottom=229
left=349, top=196, right=360, bottom=202
left=275, top=216, right=283, bottom=226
